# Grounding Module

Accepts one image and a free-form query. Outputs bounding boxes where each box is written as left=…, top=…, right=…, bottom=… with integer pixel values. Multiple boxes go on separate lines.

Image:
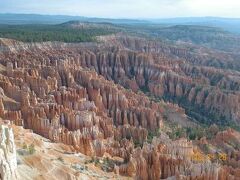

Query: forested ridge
left=0, top=23, right=119, bottom=42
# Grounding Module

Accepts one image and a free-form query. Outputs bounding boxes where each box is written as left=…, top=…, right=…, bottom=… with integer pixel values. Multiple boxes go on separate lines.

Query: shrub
left=22, top=143, right=28, bottom=149
left=57, top=156, right=64, bottom=162
left=28, top=143, right=36, bottom=154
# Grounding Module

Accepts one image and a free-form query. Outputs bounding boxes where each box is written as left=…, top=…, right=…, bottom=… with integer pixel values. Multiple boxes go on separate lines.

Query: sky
left=1, top=0, right=240, bottom=19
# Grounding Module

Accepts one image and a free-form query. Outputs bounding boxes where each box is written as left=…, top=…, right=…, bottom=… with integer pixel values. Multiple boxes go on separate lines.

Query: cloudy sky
left=1, top=0, right=240, bottom=18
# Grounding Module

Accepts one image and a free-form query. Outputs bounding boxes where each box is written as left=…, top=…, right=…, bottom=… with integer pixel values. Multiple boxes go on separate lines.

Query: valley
left=0, top=21, right=240, bottom=179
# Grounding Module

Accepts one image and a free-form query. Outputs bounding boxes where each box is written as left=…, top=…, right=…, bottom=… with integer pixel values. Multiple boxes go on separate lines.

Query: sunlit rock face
left=0, top=36, right=240, bottom=179
left=0, top=121, right=17, bottom=180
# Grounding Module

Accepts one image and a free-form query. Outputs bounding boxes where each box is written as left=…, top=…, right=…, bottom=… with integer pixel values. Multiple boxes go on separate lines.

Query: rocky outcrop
left=0, top=121, right=17, bottom=180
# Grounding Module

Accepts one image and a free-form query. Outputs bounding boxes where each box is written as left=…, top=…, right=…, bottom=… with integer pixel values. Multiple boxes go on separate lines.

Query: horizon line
left=1, top=13, right=240, bottom=21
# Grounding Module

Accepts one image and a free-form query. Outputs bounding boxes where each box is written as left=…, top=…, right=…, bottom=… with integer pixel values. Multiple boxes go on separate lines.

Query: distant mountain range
left=1, top=13, right=240, bottom=33
left=0, top=13, right=149, bottom=25
left=150, top=17, right=240, bottom=34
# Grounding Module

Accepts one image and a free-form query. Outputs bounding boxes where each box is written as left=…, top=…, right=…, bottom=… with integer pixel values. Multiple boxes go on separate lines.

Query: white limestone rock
left=0, top=124, right=17, bottom=180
